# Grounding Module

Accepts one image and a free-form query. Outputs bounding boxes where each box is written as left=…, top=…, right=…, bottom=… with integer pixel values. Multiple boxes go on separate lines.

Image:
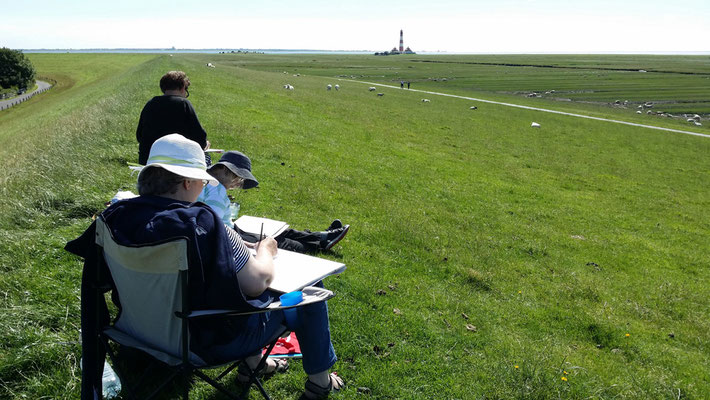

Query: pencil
left=257, top=222, right=264, bottom=251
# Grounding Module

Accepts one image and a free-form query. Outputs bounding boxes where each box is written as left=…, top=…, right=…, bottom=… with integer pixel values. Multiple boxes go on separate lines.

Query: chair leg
left=239, top=335, right=283, bottom=400
left=215, top=361, right=239, bottom=381
left=143, top=369, right=182, bottom=400
left=194, top=370, right=242, bottom=400
left=183, top=368, right=190, bottom=400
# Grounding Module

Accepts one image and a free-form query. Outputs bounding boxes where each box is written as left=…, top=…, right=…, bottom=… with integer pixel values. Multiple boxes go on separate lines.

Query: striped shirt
left=225, top=224, right=250, bottom=273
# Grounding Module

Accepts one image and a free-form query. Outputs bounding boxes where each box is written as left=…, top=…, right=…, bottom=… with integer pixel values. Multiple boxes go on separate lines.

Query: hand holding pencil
left=255, top=222, right=278, bottom=257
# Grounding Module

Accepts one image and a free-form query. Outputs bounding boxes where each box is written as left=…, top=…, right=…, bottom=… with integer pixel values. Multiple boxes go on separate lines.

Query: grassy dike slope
left=1, top=53, right=709, bottom=399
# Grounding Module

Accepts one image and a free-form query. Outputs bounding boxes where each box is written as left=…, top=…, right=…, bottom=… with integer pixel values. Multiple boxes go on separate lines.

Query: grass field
left=1, top=53, right=709, bottom=399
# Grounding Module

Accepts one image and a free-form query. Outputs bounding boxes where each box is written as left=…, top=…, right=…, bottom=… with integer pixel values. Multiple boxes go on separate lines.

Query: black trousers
left=238, top=228, right=322, bottom=254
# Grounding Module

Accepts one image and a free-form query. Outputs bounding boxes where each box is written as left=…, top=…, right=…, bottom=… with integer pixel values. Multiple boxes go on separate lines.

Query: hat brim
left=138, top=163, right=218, bottom=186
left=210, top=161, right=259, bottom=189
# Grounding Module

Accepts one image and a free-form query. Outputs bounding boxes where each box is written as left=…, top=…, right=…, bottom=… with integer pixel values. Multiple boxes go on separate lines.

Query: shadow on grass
left=110, top=346, right=299, bottom=400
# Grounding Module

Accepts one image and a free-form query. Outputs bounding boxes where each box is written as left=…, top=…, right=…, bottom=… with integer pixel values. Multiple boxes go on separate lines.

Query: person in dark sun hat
left=198, top=150, right=350, bottom=253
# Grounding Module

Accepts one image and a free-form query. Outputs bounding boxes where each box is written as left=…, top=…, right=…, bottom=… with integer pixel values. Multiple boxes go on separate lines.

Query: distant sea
left=20, top=48, right=459, bottom=55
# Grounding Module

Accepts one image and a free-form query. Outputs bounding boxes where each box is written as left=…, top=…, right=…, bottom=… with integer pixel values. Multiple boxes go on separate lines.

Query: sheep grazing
left=694, top=121, right=702, bottom=126
left=687, top=118, right=695, bottom=122
left=206, top=62, right=215, bottom=68
left=637, top=111, right=642, bottom=114
left=334, top=84, right=340, bottom=91
left=283, top=84, right=294, bottom=90
left=368, top=87, right=376, bottom=92
left=531, top=122, right=541, bottom=128
left=326, top=84, right=332, bottom=91
left=377, top=93, right=384, bottom=97
left=421, top=99, right=430, bottom=103
left=469, top=106, right=477, bottom=110
left=693, top=114, right=701, bottom=121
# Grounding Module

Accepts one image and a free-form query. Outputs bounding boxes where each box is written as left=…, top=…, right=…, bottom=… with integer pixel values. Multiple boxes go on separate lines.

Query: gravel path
left=343, top=79, right=710, bottom=139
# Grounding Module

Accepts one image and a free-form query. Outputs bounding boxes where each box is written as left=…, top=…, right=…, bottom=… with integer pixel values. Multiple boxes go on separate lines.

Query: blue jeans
left=203, top=292, right=337, bottom=375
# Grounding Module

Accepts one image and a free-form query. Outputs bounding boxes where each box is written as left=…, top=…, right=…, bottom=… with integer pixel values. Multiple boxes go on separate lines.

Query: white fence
left=0, top=86, right=52, bottom=111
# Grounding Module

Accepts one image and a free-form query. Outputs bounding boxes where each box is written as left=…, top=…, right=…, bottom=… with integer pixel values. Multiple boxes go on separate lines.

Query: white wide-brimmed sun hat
left=137, top=133, right=218, bottom=186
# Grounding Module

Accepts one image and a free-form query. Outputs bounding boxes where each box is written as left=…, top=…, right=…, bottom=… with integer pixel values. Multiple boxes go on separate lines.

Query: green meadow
left=0, top=53, right=708, bottom=399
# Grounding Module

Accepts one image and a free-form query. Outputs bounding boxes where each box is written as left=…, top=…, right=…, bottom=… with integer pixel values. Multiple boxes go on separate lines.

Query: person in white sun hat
left=69, top=133, right=343, bottom=399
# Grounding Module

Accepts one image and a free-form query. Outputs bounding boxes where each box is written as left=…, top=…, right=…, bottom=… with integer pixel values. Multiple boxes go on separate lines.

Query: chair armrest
left=179, top=286, right=335, bottom=320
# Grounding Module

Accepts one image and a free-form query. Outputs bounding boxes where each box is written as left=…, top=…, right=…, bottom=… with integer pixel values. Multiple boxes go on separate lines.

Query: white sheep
left=531, top=122, right=541, bottom=128
left=687, top=118, right=695, bottom=122
left=470, top=106, right=477, bottom=110
left=326, top=84, right=332, bottom=91
left=694, top=121, right=702, bottom=126
left=421, top=99, right=430, bottom=103
left=368, top=87, right=376, bottom=92
left=637, top=111, right=642, bottom=114
left=283, top=84, right=294, bottom=90
left=693, top=114, right=701, bottom=121
left=335, top=84, right=340, bottom=91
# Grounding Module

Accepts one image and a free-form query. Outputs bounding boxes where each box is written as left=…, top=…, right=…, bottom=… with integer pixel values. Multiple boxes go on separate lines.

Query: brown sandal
left=304, top=372, right=344, bottom=399
left=237, top=358, right=289, bottom=384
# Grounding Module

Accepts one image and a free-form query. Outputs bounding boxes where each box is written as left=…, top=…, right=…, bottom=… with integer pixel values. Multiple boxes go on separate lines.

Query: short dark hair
left=159, top=71, right=190, bottom=93
left=137, top=166, right=184, bottom=196
left=208, top=164, right=236, bottom=178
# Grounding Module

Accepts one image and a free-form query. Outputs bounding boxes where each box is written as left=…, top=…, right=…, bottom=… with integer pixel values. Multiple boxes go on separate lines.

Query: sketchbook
left=235, top=215, right=290, bottom=238
left=263, top=249, right=346, bottom=293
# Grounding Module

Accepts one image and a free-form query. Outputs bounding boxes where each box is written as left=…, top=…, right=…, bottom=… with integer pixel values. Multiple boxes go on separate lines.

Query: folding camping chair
left=90, top=216, right=333, bottom=399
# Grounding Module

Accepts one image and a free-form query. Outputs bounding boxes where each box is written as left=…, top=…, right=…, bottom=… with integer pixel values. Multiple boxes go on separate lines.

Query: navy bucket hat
left=209, top=151, right=259, bottom=189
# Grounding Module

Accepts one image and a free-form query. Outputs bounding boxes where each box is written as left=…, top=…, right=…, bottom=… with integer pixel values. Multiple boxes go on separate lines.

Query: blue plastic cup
left=279, top=291, right=303, bottom=329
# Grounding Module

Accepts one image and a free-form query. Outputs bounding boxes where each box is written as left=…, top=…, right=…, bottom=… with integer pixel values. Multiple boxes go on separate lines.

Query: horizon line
left=17, top=47, right=710, bottom=55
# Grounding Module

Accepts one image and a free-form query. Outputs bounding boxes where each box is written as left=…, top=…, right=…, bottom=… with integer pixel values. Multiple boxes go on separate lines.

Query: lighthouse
left=399, top=29, right=404, bottom=52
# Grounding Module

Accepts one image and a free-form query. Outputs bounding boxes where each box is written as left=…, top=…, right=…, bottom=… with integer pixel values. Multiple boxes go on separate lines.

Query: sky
left=2, top=0, right=709, bottom=53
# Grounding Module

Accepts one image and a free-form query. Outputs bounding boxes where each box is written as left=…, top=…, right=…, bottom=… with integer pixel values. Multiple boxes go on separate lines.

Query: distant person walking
left=400, top=80, right=404, bottom=89
left=136, top=71, right=210, bottom=165
left=407, top=81, right=410, bottom=89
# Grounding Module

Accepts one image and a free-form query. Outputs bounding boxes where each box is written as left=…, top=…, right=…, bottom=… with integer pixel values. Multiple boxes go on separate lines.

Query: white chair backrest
left=95, top=218, right=189, bottom=358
